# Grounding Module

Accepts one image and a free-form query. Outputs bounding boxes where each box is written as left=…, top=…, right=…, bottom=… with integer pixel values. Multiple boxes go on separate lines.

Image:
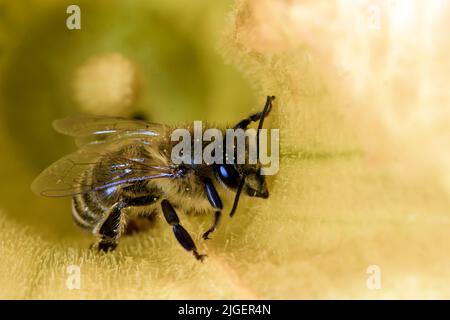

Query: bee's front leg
left=202, top=178, right=223, bottom=240
left=161, top=199, right=206, bottom=262
left=202, top=211, right=221, bottom=240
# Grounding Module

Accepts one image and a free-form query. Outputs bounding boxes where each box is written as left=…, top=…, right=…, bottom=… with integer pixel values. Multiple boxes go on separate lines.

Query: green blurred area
left=0, top=0, right=255, bottom=237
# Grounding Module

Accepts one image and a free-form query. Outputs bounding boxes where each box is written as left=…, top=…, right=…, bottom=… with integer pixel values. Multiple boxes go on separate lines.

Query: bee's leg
left=122, top=195, right=159, bottom=234
left=202, top=178, right=223, bottom=240
left=96, top=195, right=159, bottom=248
left=234, top=96, right=275, bottom=129
left=202, top=211, right=221, bottom=240
left=161, top=199, right=206, bottom=262
left=126, top=195, right=159, bottom=207
left=96, top=202, right=126, bottom=252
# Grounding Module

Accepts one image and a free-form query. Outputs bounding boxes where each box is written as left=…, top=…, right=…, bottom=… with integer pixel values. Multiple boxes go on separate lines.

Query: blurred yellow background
left=0, top=0, right=449, bottom=299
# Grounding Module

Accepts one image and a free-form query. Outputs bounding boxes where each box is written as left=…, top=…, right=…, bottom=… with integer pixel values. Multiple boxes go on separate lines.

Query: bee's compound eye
left=216, top=164, right=240, bottom=189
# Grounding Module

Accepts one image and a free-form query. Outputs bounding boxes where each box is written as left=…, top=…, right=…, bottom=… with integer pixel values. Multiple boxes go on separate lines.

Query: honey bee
left=32, top=96, right=275, bottom=261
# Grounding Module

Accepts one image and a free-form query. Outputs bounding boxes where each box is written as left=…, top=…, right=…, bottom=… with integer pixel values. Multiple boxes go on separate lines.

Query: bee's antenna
left=257, top=96, right=275, bottom=161
left=229, top=175, right=246, bottom=217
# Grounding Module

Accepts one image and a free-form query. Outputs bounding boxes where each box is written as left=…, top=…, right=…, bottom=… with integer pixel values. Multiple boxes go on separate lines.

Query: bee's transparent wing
left=53, top=115, right=164, bottom=147
left=31, top=141, right=178, bottom=197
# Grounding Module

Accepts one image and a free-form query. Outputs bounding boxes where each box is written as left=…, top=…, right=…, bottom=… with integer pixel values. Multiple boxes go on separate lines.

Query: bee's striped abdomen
left=71, top=170, right=113, bottom=232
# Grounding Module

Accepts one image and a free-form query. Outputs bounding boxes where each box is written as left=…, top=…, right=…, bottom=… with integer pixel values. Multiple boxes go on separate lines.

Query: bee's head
left=223, top=96, right=275, bottom=217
